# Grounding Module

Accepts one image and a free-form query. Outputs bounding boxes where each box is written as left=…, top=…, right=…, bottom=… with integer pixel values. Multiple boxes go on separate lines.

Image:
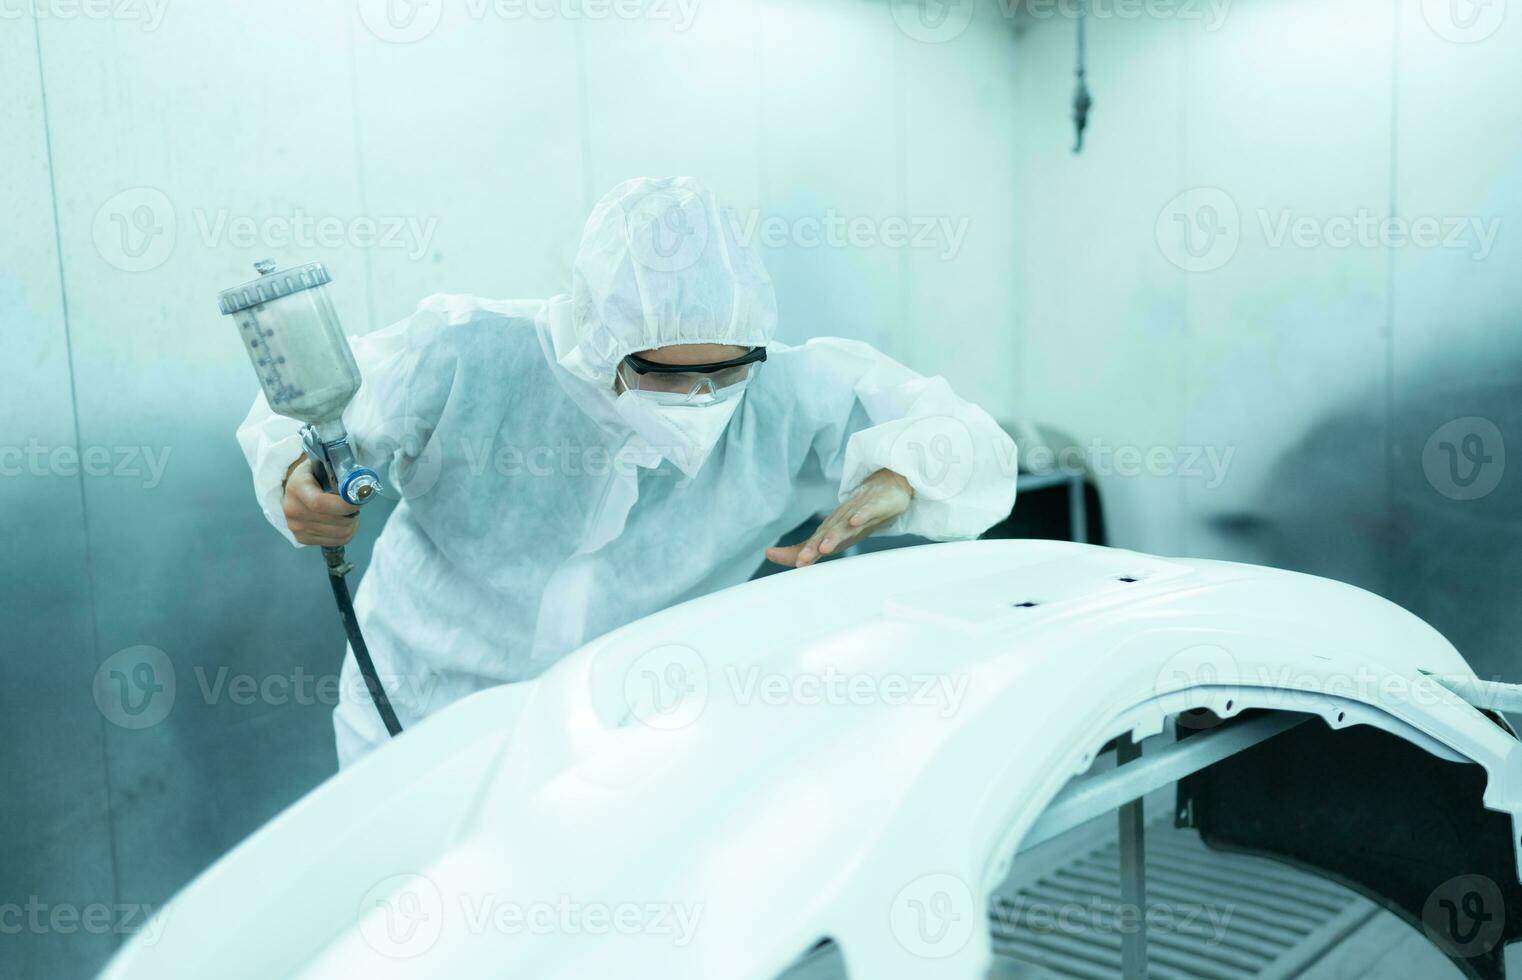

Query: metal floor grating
left=989, top=819, right=1379, bottom=980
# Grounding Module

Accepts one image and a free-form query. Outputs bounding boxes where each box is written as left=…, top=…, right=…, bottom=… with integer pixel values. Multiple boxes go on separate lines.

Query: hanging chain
left=1073, top=0, right=1093, bottom=153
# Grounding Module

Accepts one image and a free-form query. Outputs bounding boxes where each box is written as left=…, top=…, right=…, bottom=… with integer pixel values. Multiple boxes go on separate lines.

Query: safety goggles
left=617, top=347, right=767, bottom=402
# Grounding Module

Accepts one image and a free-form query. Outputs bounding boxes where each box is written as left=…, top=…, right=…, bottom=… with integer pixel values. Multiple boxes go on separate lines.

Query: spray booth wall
left=1008, top=0, right=1522, bottom=680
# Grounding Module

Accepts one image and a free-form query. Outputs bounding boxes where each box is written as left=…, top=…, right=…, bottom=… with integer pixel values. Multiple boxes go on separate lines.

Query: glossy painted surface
left=102, top=541, right=1520, bottom=979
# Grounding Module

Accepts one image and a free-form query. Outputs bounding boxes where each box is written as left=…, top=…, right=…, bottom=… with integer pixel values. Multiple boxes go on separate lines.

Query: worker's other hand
left=282, top=457, right=361, bottom=547
left=766, top=468, right=913, bottom=568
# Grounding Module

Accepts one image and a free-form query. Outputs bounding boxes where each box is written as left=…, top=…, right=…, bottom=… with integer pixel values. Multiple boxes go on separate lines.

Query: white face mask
left=612, top=381, right=749, bottom=479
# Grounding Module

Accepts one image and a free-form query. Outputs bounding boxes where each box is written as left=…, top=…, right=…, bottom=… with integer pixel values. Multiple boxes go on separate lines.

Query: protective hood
left=549, top=176, right=777, bottom=385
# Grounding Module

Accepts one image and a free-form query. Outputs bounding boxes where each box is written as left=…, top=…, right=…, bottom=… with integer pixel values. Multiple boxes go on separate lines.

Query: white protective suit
left=238, top=177, right=1018, bottom=765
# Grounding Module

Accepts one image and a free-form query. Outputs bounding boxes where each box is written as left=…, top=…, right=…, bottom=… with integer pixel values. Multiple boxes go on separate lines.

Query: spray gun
left=218, top=259, right=402, bottom=737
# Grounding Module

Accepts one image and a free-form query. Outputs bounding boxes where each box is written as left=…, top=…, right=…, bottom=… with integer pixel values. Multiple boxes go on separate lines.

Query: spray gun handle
left=303, top=432, right=338, bottom=495
left=301, top=425, right=382, bottom=507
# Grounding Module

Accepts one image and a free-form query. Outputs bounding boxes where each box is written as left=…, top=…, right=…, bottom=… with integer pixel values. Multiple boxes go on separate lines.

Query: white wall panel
left=756, top=0, right=905, bottom=349
left=1177, top=0, right=1396, bottom=569
left=1013, top=11, right=1187, bottom=554
left=33, top=0, right=367, bottom=915
left=898, top=10, right=1021, bottom=416
left=349, top=7, right=586, bottom=321
left=0, top=11, right=116, bottom=979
